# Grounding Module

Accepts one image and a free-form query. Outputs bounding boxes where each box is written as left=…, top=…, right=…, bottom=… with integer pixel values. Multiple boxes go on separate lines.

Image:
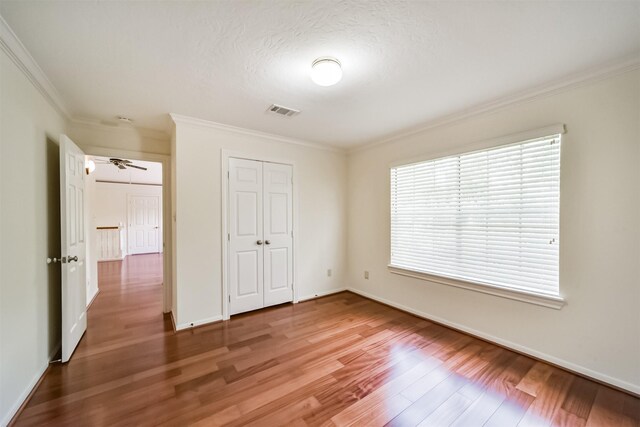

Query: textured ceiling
left=1, top=1, right=639, bottom=148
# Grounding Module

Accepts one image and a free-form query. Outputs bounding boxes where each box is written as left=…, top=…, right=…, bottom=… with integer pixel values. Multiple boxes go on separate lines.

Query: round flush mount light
left=310, top=57, right=342, bottom=86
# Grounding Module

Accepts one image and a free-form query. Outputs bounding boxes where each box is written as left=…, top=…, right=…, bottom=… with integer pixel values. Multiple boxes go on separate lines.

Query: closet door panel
left=229, top=158, right=264, bottom=315
left=263, top=162, right=293, bottom=307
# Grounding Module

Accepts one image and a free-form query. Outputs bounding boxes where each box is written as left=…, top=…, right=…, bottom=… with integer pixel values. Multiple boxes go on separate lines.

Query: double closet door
left=229, top=158, right=293, bottom=316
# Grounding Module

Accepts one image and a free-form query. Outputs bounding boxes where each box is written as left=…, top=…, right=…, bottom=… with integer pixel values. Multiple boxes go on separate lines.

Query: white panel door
left=128, top=195, right=160, bottom=254
left=60, top=134, right=87, bottom=363
left=263, top=162, right=293, bottom=307
left=229, top=158, right=264, bottom=315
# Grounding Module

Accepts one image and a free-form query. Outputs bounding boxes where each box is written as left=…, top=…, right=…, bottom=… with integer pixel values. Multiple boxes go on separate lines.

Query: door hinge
left=227, top=171, right=230, bottom=179
left=228, top=294, right=231, bottom=303
left=227, top=233, right=230, bottom=241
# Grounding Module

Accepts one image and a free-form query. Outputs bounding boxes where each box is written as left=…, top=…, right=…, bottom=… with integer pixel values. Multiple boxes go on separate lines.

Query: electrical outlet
left=364, top=271, right=369, bottom=279
left=327, top=269, right=332, bottom=277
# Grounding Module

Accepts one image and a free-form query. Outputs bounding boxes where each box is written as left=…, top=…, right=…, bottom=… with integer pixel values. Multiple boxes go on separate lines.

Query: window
left=390, top=133, right=562, bottom=303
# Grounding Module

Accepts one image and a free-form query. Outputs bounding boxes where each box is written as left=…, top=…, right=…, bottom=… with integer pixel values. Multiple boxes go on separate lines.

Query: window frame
left=387, top=124, right=566, bottom=309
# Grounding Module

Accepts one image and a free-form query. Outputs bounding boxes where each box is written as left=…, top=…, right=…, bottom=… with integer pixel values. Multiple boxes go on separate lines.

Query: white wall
left=347, top=69, right=640, bottom=394
left=68, top=120, right=170, bottom=155
left=0, top=47, right=68, bottom=424
left=172, top=118, right=348, bottom=329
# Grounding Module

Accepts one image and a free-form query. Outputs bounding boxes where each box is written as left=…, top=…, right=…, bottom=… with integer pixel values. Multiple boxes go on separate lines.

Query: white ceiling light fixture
left=311, top=57, right=342, bottom=86
left=85, top=158, right=96, bottom=175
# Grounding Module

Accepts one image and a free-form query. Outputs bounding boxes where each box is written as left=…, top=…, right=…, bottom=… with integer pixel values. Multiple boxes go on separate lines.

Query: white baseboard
left=1, top=364, right=47, bottom=426
left=174, top=288, right=348, bottom=331
left=86, top=288, right=99, bottom=308
left=298, top=287, right=347, bottom=302
left=1, top=340, right=62, bottom=426
left=346, top=287, right=639, bottom=396
left=97, top=256, right=124, bottom=262
left=174, top=314, right=223, bottom=331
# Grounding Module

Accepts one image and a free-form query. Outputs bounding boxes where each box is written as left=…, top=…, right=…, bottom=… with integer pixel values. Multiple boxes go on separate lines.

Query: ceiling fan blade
left=126, top=164, right=148, bottom=170
left=121, top=159, right=132, bottom=164
left=117, top=164, right=127, bottom=170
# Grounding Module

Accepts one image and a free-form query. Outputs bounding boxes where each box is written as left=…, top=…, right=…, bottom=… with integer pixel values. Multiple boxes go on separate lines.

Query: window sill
left=387, top=265, right=566, bottom=310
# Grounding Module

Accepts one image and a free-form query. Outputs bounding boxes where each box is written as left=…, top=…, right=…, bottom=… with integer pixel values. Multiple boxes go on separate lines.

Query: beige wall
left=172, top=119, right=348, bottom=328
left=347, top=69, right=640, bottom=393
left=0, top=48, right=68, bottom=424
left=67, top=121, right=170, bottom=155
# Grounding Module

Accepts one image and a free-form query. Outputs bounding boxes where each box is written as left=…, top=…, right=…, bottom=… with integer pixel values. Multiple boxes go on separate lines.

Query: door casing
left=222, top=150, right=298, bottom=320
left=84, top=146, right=172, bottom=314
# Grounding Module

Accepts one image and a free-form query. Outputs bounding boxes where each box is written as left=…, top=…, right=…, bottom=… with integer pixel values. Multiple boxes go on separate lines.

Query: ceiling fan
left=106, top=158, right=147, bottom=170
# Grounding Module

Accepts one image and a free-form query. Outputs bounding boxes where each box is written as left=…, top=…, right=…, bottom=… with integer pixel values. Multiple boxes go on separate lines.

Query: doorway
left=57, top=135, right=171, bottom=362
left=83, top=147, right=172, bottom=316
left=224, top=154, right=297, bottom=317
left=85, top=155, right=164, bottom=309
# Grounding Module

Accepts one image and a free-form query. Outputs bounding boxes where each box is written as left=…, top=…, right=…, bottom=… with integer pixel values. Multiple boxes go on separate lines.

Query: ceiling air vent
left=267, top=104, right=300, bottom=117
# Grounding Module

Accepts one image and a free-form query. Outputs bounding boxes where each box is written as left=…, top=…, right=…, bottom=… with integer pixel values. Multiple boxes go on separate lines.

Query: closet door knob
left=265, top=240, right=271, bottom=245
left=257, top=240, right=263, bottom=245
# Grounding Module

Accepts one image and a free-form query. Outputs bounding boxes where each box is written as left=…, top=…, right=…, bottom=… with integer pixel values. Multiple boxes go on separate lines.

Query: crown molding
left=169, top=113, right=345, bottom=153
left=70, top=117, right=170, bottom=142
left=349, top=54, right=640, bottom=154
left=0, top=14, right=71, bottom=119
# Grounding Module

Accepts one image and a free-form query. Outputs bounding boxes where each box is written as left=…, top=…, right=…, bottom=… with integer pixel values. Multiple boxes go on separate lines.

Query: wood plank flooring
left=13, top=253, right=640, bottom=426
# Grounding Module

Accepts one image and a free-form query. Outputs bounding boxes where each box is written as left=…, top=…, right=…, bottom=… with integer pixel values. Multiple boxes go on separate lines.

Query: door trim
left=83, top=146, right=172, bottom=314
left=221, top=149, right=298, bottom=320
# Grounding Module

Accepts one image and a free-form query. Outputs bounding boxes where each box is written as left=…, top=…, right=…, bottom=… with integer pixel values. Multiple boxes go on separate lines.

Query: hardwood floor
left=13, top=253, right=639, bottom=426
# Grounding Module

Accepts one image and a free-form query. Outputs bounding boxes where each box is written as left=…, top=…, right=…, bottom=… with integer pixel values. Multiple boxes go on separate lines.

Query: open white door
left=60, top=134, right=87, bottom=363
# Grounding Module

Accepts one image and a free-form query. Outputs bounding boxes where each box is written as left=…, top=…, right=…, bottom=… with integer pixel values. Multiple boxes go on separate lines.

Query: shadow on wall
left=46, top=136, right=61, bottom=359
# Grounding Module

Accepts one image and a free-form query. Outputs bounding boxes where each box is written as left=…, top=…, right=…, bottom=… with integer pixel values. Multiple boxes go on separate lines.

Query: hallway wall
left=0, top=47, right=68, bottom=424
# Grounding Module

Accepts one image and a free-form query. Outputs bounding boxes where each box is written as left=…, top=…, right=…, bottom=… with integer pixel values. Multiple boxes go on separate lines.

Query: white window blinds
left=390, top=135, right=561, bottom=296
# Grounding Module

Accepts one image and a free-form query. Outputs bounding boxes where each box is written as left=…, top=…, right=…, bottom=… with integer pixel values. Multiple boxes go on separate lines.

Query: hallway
left=14, top=254, right=168, bottom=425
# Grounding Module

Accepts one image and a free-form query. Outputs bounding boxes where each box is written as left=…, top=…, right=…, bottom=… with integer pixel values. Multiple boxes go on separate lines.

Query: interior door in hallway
left=60, top=134, right=87, bottom=363
left=128, top=195, right=160, bottom=255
